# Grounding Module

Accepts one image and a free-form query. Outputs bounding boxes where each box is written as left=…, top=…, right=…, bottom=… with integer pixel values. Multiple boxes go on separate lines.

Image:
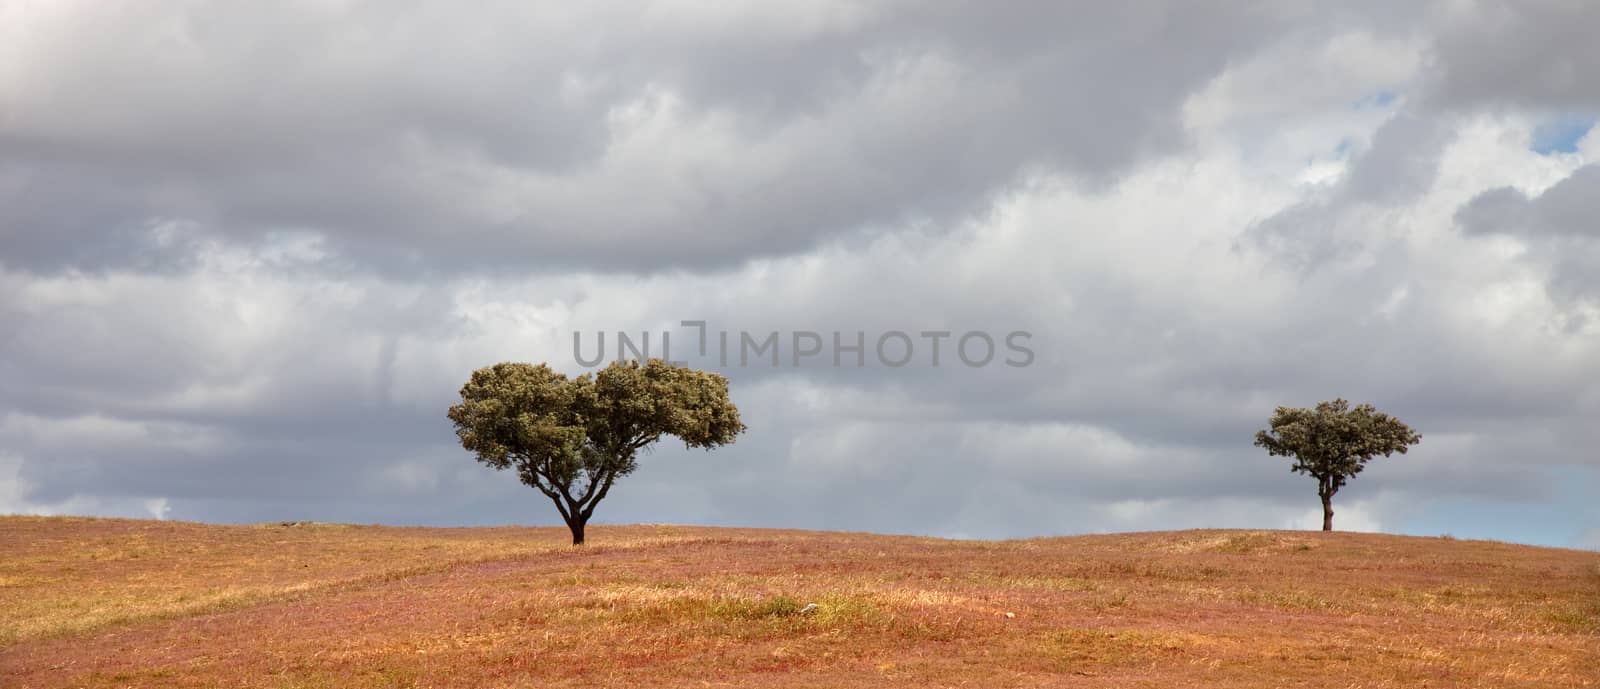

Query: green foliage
left=447, top=359, right=745, bottom=543
left=1253, top=399, right=1420, bottom=529
left=707, top=595, right=805, bottom=620
left=1254, top=399, right=1421, bottom=490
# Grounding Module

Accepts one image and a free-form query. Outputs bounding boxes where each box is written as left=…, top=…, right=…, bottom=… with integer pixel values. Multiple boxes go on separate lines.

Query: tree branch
left=550, top=493, right=572, bottom=523
left=524, top=466, right=573, bottom=523
left=628, top=433, right=660, bottom=452
left=574, top=468, right=605, bottom=504
left=580, top=470, right=620, bottom=521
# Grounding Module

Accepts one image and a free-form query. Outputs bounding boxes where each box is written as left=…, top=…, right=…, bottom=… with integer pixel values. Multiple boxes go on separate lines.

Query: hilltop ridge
left=2, top=517, right=1596, bottom=687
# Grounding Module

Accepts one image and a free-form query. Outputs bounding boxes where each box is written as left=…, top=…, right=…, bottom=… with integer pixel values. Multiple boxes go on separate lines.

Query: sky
left=2, top=1, right=1598, bottom=549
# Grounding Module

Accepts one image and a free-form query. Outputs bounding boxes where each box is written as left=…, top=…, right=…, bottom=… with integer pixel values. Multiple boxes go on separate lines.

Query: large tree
left=1253, top=399, right=1421, bottom=531
left=448, top=358, right=745, bottom=544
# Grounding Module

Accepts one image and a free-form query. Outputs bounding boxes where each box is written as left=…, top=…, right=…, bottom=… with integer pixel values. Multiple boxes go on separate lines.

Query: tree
left=1253, top=399, right=1421, bottom=531
left=448, top=358, right=745, bottom=545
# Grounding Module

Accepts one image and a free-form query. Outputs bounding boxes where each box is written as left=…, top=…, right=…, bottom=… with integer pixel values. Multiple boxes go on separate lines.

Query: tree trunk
left=567, top=516, right=587, bottom=545
left=1320, top=493, right=1334, bottom=532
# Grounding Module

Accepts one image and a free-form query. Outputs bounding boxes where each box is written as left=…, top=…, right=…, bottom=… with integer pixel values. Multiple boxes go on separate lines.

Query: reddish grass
left=2, top=517, right=1596, bottom=688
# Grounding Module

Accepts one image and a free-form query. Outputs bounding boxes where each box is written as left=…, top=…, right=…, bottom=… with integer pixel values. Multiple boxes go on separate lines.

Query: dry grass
left=1, top=518, right=1596, bottom=688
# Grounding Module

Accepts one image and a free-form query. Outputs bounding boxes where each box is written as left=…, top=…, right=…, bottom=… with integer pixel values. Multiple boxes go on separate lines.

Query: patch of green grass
left=707, top=594, right=806, bottom=620
left=1090, top=589, right=1132, bottom=611
left=965, top=573, right=1098, bottom=592
left=807, top=593, right=888, bottom=628
left=602, top=592, right=890, bottom=635
left=897, top=619, right=966, bottom=642
left=1543, top=599, right=1600, bottom=632
left=1035, top=628, right=1196, bottom=670
left=1212, top=533, right=1279, bottom=554
left=1233, top=588, right=1337, bottom=612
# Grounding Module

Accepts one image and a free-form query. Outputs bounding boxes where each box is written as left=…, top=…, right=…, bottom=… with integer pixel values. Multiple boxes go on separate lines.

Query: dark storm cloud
left=1342, top=112, right=1455, bottom=205
left=1426, top=0, right=1600, bottom=110
left=1, top=2, right=1356, bottom=275
left=1455, top=166, right=1600, bottom=302
left=1244, top=109, right=1457, bottom=272
left=1456, top=166, right=1600, bottom=239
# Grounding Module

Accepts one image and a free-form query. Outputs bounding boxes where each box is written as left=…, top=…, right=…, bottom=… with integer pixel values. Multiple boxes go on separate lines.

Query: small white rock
left=1004, top=611, right=1016, bottom=619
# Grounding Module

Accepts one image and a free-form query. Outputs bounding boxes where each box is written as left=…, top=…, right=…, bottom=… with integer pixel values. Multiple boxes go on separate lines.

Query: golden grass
left=1, top=518, right=532, bottom=643
left=2, top=517, right=1596, bottom=688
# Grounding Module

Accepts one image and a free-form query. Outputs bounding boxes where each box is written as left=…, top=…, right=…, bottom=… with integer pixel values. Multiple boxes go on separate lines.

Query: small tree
left=1253, top=399, right=1420, bottom=531
left=448, top=358, right=745, bottom=544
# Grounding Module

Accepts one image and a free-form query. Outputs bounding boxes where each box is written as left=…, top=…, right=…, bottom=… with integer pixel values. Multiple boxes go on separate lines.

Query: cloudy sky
left=3, top=1, right=1598, bottom=549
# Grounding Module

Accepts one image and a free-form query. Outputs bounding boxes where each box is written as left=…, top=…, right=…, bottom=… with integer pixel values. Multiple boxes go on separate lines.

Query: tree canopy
left=448, top=358, right=744, bottom=544
left=1253, top=398, right=1421, bottom=531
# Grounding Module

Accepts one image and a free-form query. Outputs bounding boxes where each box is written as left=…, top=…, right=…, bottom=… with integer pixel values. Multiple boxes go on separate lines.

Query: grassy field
left=1, top=517, right=1595, bottom=688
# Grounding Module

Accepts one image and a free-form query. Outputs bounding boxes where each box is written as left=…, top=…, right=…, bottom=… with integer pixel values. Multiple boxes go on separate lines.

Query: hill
left=1, top=516, right=1595, bottom=688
